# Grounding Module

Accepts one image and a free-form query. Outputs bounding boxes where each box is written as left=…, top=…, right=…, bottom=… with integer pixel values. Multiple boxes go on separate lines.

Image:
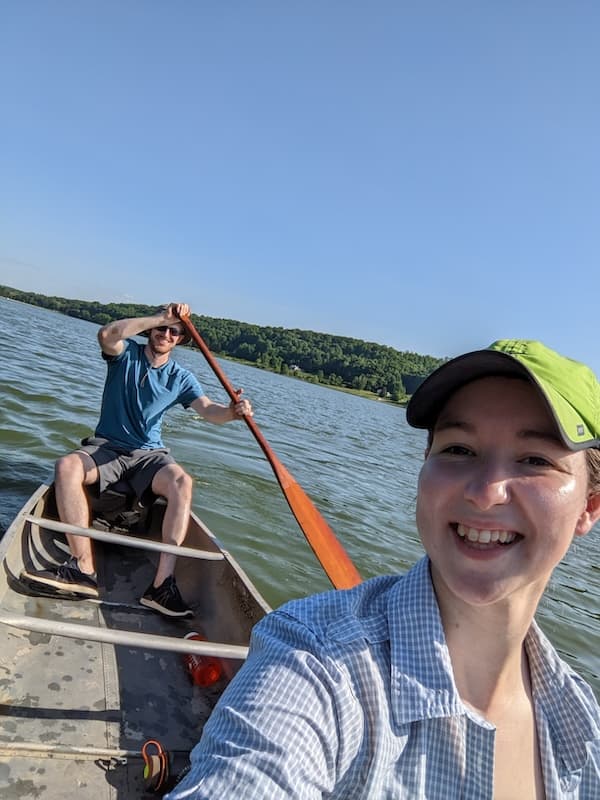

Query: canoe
left=0, top=482, right=271, bottom=797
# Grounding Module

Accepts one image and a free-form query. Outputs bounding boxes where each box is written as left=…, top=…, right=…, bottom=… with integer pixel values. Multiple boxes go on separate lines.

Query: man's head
left=407, top=339, right=600, bottom=453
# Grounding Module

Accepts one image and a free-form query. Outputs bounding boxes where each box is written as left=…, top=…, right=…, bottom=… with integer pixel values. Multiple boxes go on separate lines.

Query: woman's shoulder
left=265, top=557, right=432, bottom=651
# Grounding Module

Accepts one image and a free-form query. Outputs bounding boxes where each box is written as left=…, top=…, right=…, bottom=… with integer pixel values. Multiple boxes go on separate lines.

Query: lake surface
left=1, top=296, right=598, bottom=697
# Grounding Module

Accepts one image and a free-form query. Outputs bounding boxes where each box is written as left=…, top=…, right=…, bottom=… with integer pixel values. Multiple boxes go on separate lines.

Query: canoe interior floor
left=0, top=542, right=223, bottom=798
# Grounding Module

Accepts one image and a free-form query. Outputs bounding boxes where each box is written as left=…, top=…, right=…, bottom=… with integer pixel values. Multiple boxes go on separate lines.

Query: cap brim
left=406, top=350, right=532, bottom=429
left=407, top=344, right=600, bottom=451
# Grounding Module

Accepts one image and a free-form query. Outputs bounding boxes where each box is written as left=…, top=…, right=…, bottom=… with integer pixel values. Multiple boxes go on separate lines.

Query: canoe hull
left=0, top=484, right=271, bottom=798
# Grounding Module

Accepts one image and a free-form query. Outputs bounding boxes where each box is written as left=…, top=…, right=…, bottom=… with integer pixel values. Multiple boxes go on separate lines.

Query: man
left=23, top=302, right=252, bottom=617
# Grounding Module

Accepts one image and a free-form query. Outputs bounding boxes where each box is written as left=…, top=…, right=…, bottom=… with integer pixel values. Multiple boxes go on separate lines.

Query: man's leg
left=21, top=451, right=100, bottom=596
left=148, top=463, right=193, bottom=586
left=54, top=451, right=99, bottom=575
left=139, top=462, right=194, bottom=617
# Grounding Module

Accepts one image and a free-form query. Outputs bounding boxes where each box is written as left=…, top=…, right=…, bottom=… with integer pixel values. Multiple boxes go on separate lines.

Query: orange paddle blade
left=181, top=316, right=362, bottom=589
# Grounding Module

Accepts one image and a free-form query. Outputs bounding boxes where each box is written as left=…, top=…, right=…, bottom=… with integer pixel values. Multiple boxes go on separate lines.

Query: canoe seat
left=86, top=480, right=165, bottom=534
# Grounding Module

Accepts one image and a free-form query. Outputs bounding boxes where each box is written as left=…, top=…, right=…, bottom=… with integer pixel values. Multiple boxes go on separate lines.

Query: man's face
left=148, top=324, right=185, bottom=354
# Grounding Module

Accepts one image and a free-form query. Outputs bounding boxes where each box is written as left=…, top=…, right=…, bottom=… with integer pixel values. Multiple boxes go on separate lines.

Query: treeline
left=1, top=285, right=445, bottom=400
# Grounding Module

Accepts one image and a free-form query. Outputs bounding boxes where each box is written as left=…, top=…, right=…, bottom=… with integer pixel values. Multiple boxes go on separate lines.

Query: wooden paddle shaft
left=180, top=315, right=362, bottom=589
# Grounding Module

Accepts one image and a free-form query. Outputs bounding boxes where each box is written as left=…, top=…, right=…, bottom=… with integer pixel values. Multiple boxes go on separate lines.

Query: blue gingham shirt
left=166, top=557, right=600, bottom=799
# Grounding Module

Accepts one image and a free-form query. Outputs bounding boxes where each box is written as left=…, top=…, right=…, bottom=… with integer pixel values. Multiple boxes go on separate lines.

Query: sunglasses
left=155, top=325, right=184, bottom=337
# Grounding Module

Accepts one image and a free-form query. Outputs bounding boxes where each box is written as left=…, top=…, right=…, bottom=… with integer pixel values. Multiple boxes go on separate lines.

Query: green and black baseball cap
left=406, top=339, right=600, bottom=451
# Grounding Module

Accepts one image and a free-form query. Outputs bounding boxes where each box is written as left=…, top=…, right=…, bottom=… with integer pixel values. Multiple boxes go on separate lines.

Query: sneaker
left=140, top=576, right=193, bottom=618
left=20, top=557, right=99, bottom=598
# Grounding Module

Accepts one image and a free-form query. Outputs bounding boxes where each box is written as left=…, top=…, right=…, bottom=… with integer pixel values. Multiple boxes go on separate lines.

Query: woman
left=166, top=339, right=600, bottom=799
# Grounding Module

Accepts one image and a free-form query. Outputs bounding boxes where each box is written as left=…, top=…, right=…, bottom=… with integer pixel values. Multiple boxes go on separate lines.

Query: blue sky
left=2, top=2, right=599, bottom=373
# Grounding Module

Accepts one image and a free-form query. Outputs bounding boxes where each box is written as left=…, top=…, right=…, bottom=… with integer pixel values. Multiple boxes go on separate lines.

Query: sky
left=2, top=2, right=600, bottom=373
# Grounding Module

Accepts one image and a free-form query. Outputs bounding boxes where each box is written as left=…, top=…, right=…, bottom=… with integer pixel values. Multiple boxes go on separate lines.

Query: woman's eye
left=441, top=445, right=473, bottom=456
left=521, top=455, right=552, bottom=467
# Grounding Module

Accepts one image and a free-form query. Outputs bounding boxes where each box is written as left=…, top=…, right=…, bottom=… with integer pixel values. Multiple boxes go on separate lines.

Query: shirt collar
left=387, top=556, right=467, bottom=726
left=526, top=620, right=600, bottom=772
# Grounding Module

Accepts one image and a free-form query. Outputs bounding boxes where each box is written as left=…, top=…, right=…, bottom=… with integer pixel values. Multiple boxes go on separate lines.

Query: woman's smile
left=454, top=523, right=519, bottom=546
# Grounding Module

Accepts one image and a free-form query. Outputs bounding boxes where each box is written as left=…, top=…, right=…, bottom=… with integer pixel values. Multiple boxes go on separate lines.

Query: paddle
left=180, top=315, right=362, bottom=589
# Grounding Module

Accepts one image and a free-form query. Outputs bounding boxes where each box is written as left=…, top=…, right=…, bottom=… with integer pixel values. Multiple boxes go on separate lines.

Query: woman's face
left=416, top=376, right=600, bottom=611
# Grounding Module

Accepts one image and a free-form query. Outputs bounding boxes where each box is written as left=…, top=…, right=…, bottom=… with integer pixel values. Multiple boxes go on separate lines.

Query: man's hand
left=162, top=303, right=190, bottom=323
left=230, top=389, right=253, bottom=419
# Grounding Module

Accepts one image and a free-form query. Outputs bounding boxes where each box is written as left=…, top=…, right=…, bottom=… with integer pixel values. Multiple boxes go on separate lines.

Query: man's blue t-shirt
left=94, top=339, right=203, bottom=450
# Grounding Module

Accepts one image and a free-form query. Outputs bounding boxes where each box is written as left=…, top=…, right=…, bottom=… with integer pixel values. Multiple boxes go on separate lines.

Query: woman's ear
left=575, top=492, right=600, bottom=537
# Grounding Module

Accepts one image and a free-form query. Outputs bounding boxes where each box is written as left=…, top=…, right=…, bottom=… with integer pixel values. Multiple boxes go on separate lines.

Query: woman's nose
left=464, top=461, right=511, bottom=509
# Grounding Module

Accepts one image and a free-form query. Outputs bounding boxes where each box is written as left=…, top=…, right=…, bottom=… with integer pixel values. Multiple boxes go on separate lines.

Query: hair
left=585, top=449, right=600, bottom=494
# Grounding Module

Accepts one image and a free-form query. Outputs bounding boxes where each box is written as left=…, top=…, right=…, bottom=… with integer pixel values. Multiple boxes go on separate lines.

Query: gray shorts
left=75, top=437, right=175, bottom=505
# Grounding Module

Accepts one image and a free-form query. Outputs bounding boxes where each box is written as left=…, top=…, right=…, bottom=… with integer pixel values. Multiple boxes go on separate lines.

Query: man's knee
left=154, top=466, right=193, bottom=502
left=55, top=453, right=84, bottom=482
left=55, top=452, right=95, bottom=485
left=173, top=469, right=193, bottom=500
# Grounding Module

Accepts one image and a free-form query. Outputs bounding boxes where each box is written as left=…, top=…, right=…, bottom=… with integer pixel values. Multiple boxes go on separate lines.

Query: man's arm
left=97, top=302, right=190, bottom=356
left=190, top=391, right=253, bottom=425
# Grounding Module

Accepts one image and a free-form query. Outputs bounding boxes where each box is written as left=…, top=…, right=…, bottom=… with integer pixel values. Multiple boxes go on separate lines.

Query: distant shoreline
left=1, top=286, right=438, bottom=403
left=222, top=353, right=406, bottom=407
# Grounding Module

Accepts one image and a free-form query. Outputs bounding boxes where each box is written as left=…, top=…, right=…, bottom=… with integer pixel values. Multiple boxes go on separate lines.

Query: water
left=1, top=297, right=598, bottom=697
